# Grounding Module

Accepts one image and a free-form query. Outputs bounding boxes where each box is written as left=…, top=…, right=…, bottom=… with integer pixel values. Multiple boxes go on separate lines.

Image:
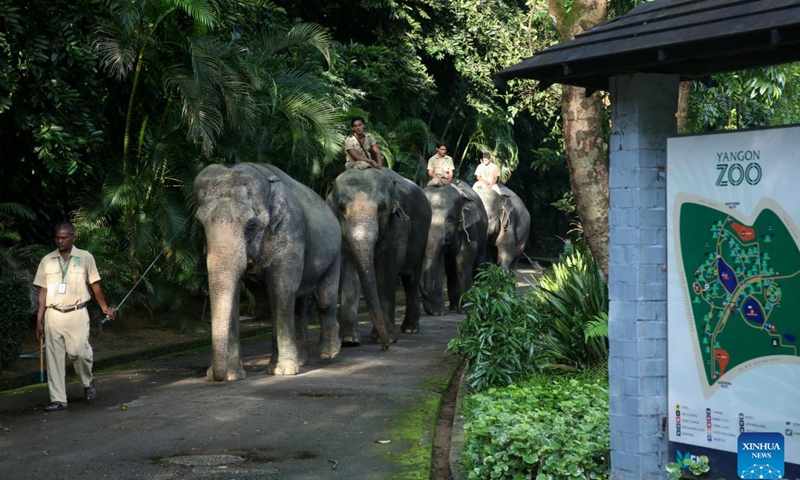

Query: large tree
left=548, top=0, right=610, bottom=276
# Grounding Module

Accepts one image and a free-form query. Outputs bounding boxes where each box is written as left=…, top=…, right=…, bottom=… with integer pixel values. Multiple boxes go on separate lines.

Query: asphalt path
left=0, top=314, right=464, bottom=480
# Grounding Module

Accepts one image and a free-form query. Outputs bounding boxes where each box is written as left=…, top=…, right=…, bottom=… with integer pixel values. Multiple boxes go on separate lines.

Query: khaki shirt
left=428, top=154, right=454, bottom=176
left=344, top=133, right=377, bottom=167
left=475, top=162, right=500, bottom=185
left=33, top=246, right=101, bottom=309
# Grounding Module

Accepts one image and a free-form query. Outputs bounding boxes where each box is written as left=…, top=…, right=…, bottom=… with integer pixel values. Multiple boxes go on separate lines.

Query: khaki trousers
left=44, top=308, right=93, bottom=403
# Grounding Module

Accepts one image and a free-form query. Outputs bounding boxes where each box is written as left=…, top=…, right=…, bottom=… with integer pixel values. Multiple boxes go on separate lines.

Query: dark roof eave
left=495, top=0, right=800, bottom=90
left=497, top=27, right=800, bottom=90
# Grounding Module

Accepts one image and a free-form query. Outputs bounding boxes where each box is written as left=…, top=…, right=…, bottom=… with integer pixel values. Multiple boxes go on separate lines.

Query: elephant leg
left=338, top=250, right=362, bottom=347
left=316, top=262, right=341, bottom=360
left=400, top=272, right=422, bottom=334
left=454, top=244, right=478, bottom=312
left=265, top=291, right=301, bottom=376
left=496, top=233, right=517, bottom=269
left=295, top=297, right=309, bottom=367
left=444, top=253, right=460, bottom=311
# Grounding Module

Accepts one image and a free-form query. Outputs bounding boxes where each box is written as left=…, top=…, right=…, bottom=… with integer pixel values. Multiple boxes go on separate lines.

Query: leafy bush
left=461, top=372, right=610, bottom=480
left=529, top=245, right=609, bottom=371
left=446, top=265, right=542, bottom=391
left=0, top=276, right=34, bottom=369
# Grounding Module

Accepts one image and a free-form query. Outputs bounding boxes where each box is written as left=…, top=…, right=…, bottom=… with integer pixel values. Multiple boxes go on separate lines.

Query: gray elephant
left=194, top=163, right=341, bottom=381
left=328, top=168, right=432, bottom=348
left=422, top=181, right=488, bottom=315
left=474, top=183, right=531, bottom=268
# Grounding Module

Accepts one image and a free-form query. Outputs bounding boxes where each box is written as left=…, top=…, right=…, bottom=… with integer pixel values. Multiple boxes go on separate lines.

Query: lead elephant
left=474, top=183, right=531, bottom=268
left=328, top=168, right=432, bottom=348
left=194, top=163, right=342, bottom=381
left=422, top=181, right=488, bottom=315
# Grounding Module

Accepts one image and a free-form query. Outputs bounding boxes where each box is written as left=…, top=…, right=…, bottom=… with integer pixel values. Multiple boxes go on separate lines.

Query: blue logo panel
left=737, top=432, right=784, bottom=479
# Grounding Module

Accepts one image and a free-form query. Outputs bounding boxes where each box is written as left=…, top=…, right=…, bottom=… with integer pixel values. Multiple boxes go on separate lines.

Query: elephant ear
left=500, top=196, right=514, bottom=231
left=389, top=178, right=409, bottom=220
left=265, top=175, right=287, bottom=233
left=459, top=193, right=482, bottom=230
left=393, top=200, right=409, bottom=221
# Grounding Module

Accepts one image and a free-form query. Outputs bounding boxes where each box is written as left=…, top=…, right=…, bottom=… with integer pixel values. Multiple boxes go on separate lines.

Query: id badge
left=57, top=282, right=67, bottom=294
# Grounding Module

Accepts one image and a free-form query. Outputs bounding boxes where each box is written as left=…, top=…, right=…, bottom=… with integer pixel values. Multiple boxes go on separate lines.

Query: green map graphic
left=680, top=202, right=800, bottom=386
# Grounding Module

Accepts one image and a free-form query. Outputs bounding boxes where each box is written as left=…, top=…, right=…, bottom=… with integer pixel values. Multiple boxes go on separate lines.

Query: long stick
left=101, top=217, right=190, bottom=325
left=39, top=336, right=44, bottom=383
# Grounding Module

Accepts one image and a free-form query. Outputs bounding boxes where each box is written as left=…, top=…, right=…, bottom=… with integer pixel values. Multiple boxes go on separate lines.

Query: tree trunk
left=676, top=80, right=693, bottom=134
left=562, top=86, right=609, bottom=276
left=548, top=0, right=609, bottom=277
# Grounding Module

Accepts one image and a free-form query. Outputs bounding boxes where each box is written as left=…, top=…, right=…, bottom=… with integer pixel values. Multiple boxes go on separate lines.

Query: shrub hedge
left=0, top=276, right=34, bottom=369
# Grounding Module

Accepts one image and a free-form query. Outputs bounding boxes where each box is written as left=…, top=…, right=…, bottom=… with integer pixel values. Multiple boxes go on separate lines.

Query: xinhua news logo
left=737, top=432, right=784, bottom=479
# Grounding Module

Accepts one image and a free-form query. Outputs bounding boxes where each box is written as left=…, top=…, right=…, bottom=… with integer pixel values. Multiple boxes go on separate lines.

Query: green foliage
left=687, top=63, right=800, bottom=132
left=666, top=454, right=727, bottom=480
left=0, top=276, right=33, bottom=370
left=461, top=372, right=610, bottom=479
left=530, top=244, right=609, bottom=371
left=446, top=265, right=541, bottom=391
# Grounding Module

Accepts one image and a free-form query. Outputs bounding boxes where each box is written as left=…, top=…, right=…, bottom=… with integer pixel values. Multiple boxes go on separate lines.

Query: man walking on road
left=34, top=221, right=115, bottom=412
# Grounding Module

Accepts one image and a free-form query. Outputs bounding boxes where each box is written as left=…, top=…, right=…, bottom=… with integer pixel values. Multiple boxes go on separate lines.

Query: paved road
left=0, top=315, right=463, bottom=480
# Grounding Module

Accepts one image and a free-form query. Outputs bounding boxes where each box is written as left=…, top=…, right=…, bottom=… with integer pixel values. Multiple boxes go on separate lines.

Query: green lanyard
left=58, top=255, right=73, bottom=281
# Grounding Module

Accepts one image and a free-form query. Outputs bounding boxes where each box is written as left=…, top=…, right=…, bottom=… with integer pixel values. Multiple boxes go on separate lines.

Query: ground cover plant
left=461, top=372, right=610, bottom=479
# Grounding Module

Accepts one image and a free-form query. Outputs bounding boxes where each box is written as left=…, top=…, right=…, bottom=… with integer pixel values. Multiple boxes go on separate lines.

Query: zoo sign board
left=667, top=126, right=800, bottom=470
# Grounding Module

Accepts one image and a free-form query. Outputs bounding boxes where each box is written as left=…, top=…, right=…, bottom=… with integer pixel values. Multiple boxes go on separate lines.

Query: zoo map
left=679, top=202, right=800, bottom=387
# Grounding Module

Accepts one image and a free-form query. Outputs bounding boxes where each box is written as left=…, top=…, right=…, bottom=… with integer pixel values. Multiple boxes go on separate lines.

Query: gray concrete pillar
left=608, top=73, right=679, bottom=479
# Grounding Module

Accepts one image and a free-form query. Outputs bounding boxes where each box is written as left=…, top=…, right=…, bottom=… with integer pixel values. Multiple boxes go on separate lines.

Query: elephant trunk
left=206, top=242, right=246, bottom=381
left=423, top=222, right=446, bottom=314
left=346, top=222, right=392, bottom=348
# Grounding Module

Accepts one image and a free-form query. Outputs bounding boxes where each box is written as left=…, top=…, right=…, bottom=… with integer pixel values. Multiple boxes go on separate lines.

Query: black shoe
left=84, top=381, right=98, bottom=403
left=44, top=401, right=68, bottom=412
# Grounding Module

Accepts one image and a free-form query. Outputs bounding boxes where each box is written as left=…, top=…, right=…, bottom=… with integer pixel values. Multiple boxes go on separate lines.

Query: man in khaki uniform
left=34, top=222, right=115, bottom=412
left=473, top=152, right=503, bottom=195
left=427, top=141, right=454, bottom=186
left=344, top=116, right=383, bottom=170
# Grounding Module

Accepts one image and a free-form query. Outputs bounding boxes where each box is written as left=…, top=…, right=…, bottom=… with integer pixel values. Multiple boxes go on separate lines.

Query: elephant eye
left=245, top=219, right=259, bottom=234
left=338, top=202, right=346, bottom=212
left=378, top=201, right=387, bottom=212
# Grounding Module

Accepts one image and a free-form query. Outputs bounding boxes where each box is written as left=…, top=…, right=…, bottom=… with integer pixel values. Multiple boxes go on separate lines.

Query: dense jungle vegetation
left=1, top=0, right=799, bottom=327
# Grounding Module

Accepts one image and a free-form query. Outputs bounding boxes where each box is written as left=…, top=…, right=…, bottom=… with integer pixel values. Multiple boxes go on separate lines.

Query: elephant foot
left=319, top=340, right=341, bottom=359
left=370, top=328, right=398, bottom=344
left=206, top=366, right=246, bottom=382
left=400, top=321, right=420, bottom=334
left=341, top=335, right=361, bottom=347
left=297, top=346, right=309, bottom=367
left=265, top=361, right=301, bottom=376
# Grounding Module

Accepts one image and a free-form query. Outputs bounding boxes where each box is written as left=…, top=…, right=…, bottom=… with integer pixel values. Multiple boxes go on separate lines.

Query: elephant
left=328, top=167, right=432, bottom=348
left=194, top=163, right=342, bottom=381
left=473, top=183, right=531, bottom=268
left=422, top=181, right=488, bottom=315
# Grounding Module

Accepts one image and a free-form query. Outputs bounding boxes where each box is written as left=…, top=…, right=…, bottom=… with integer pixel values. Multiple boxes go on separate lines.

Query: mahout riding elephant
left=473, top=183, right=531, bottom=268
left=194, top=163, right=342, bottom=381
left=422, top=181, right=488, bottom=315
left=328, top=168, right=432, bottom=348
